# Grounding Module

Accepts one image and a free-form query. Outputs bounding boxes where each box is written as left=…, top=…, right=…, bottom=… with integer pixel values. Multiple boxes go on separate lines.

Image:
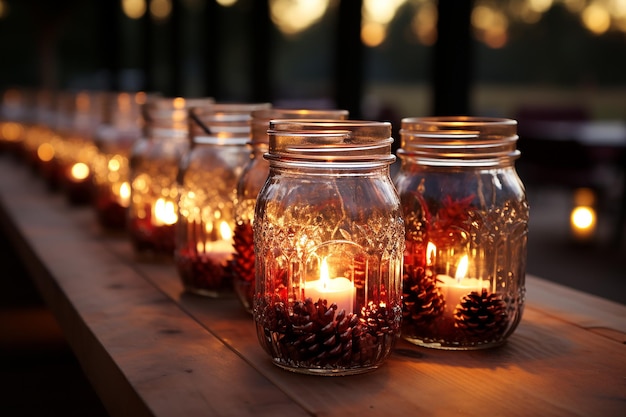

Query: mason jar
left=394, top=116, right=529, bottom=350
left=92, top=92, right=146, bottom=230
left=58, top=90, right=106, bottom=205
left=233, top=108, right=348, bottom=312
left=175, top=103, right=271, bottom=296
left=128, top=96, right=214, bottom=259
left=253, top=120, right=404, bottom=375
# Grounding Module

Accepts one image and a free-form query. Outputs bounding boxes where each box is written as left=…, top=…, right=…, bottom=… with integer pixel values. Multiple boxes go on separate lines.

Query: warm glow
left=2, top=122, right=23, bottom=142
left=582, top=3, right=611, bottom=34
left=483, top=26, right=508, bottom=48
left=361, top=22, right=386, bottom=47
left=561, top=0, right=586, bottom=14
left=610, top=0, right=626, bottom=17
left=108, top=157, right=121, bottom=172
left=363, top=0, right=406, bottom=25
left=270, top=0, right=329, bottom=36
left=320, top=257, right=330, bottom=286
left=528, top=0, right=553, bottom=13
left=70, top=163, right=90, bottom=181
left=472, top=4, right=509, bottom=48
left=173, top=97, right=186, bottom=109
left=219, top=221, right=233, bottom=240
left=362, top=0, right=407, bottom=45
left=0, top=0, right=9, bottom=19
left=118, top=182, right=131, bottom=206
left=37, top=143, right=55, bottom=162
left=573, top=187, right=596, bottom=206
left=122, top=0, right=146, bottom=19
left=216, top=0, right=237, bottom=6
left=426, top=242, right=436, bottom=265
left=455, top=255, right=469, bottom=281
left=150, top=0, right=172, bottom=21
left=571, top=206, right=595, bottom=229
left=153, top=198, right=178, bottom=225
left=411, top=2, right=437, bottom=46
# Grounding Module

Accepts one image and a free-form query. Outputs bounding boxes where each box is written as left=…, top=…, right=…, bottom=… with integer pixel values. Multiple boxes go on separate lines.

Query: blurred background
left=3, top=0, right=622, bottom=300
left=0, top=0, right=624, bottom=415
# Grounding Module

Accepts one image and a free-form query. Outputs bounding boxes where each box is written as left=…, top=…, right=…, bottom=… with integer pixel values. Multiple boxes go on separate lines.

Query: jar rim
left=399, top=116, right=520, bottom=165
left=250, top=109, right=349, bottom=144
left=266, top=119, right=395, bottom=167
left=401, top=116, right=517, bottom=128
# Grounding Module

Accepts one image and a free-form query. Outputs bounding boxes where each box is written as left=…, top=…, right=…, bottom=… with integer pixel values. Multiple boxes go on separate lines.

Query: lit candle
left=114, top=181, right=131, bottom=207
left=437, top=255, right=486, bottom=315
left=570, top=205, right=596, bottom=241
left=152, top=198, right=178, bottom=226
left=426, top=241, right=437, bottom=266
left=304, top=258, right=355, bottom=314
left=196, top=221, right=234, bottom=265
left=70, top=162, right=90, bottom=182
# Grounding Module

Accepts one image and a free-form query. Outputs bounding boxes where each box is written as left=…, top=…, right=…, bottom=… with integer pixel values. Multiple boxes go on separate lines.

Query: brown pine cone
left=454, top=288, right=508, bottom=340
left=402, top=264, right=445, bottom=325
left=357, top=301, right=400, bottom=364
left=290, top=298, right=358, bottom=367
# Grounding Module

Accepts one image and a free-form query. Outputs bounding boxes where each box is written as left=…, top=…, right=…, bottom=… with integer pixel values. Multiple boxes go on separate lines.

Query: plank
left=0, top=157, right=308, bottom=417
left=2, top=156, right=625, bottom=417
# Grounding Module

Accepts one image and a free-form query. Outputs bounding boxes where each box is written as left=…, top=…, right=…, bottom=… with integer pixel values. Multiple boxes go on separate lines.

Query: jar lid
left=189, top=103, right=271, bottom=145
left=267, top=119, right=395, bottom=167
left=251, top=108, right=349, bottom=144
left=399, top=116, right=520, bottom=165
left=142, top=97, right=215, bottom=132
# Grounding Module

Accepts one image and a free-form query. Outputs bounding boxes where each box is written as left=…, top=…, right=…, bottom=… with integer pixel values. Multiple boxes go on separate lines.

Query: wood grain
left=1, top=156, right=625, bottom=417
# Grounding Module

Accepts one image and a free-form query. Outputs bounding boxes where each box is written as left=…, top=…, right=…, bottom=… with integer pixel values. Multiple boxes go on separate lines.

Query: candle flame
left=70, top=162, right=90, bottom=181
left=455, top=255, right=469, bottom=282
left=426, top=242, right=436, bottom=265
left=119, top=182, right=131, bottom=200
left=320, top=258, right=330, bottom=288
left=219, top=221, right=233, bottom=240
left=154, top=198, right=178, bottom=225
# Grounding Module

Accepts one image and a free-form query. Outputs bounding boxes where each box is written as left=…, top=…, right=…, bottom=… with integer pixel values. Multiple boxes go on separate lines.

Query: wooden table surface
left=1, top=156, right=625, bottom=417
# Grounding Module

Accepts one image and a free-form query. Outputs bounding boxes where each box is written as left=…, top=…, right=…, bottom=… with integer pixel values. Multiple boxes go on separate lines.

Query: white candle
left=437, top=255, right=486, bottom=316
left=304, top=258, right=355, bottom=314
left=203, top=239, right=233, bottom=265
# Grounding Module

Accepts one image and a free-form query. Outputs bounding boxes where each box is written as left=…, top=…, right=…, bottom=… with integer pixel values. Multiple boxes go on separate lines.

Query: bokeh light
left=122, top=0, right=146, bottom=19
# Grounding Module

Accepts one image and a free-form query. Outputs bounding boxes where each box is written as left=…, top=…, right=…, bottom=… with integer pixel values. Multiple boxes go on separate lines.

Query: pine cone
left=402, top=264, right=445, bottom=325
left=454, top=289, right=508, bottom=340
left=290, top=298, right=359, bottom=367
left=175, top=246, right=232, bottom=292
left=357, top=301, right=400, bottom=364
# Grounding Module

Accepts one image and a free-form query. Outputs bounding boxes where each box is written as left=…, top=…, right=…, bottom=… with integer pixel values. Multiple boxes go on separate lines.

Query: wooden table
left=1, top=155, right=624, bottom=417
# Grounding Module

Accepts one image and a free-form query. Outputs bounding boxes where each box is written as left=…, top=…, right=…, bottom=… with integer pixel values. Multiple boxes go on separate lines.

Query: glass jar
left=253, top=120, right=404, bottom=376
left=128, top=96, right=214, bottom=259
left=23, top=90, right=56, bottom=179
left=394, top=116, right=529, bottom=350
left=92, top=92, right=146, bottom=230
left=233, top=108, right=349, bottom=313
left=58, top=91, right=106, bottom=205
left=175, top=103, right=271, bottom=296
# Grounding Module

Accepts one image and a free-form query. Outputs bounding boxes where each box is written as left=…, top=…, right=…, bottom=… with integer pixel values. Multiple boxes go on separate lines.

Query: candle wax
left=304, top=277, right=355, bottom=314
left=437, top=274, right=487, bottom=316
left=201, top=239, right=233, bottom=265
